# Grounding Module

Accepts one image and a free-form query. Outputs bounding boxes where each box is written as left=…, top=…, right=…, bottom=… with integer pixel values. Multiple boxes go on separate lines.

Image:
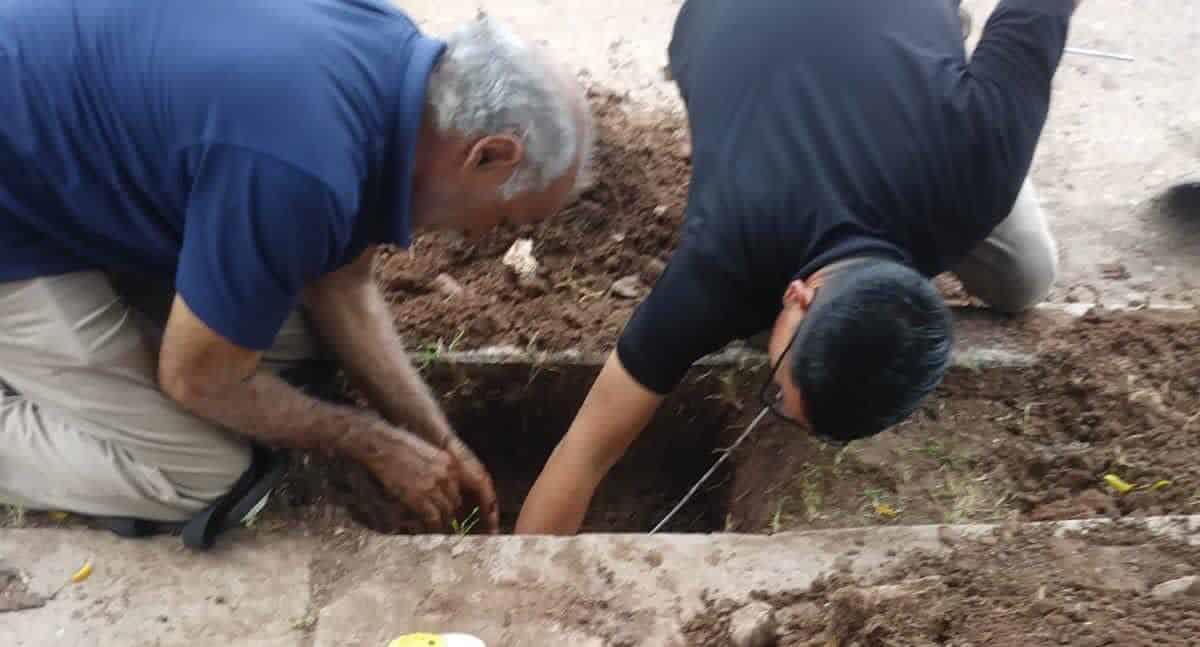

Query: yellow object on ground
left=1103, top=474, right=1135, bottom=495
left=388, top=634, right=486, bottom=647
left=70, top=560, right=93, bottom=583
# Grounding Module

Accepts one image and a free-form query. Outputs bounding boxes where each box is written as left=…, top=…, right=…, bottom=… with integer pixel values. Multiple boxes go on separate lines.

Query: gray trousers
left=746, top=176, right=1059, bottom=349
left=0, top=271, right=322, bottom=522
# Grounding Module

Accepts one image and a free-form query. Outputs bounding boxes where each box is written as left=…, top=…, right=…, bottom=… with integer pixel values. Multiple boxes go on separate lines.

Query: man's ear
left=782, top=279, right=816, bottom=310
left=465, top=134, right=523, bottom=171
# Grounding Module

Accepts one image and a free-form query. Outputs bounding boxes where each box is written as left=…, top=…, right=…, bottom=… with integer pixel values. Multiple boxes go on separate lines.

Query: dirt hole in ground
left=272, top=306, right=1200, bottom=539
left=279, top=361, right=747, bottom=534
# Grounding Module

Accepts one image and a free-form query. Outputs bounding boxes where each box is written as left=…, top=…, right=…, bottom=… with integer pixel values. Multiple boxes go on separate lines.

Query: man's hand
left=352, top=423, right=464, bottom=528
left=443, top=435, right=500, bottom=529
left=159, top=292, right=467, bottom=529
left=304, top=247, right=499, bottom=533
left=515, top=350, right=664, bottom=534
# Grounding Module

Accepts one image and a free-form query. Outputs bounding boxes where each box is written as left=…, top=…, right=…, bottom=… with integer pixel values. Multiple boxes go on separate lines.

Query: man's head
left=411, top=15, right=594, bottom=237
left=763, top=258, right=954, bottom=444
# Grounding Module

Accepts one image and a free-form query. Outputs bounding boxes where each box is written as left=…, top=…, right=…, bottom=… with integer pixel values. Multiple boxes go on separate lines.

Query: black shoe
left=99, top=444, right=288, bottom=550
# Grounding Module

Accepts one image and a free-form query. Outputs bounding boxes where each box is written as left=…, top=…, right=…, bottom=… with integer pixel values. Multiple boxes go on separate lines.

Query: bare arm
left=514, top=350, right=664, bottom=534
left=302, top=248, right=453, bottom=443
left=157, top=281, right=465, bottom=530
left=302, top=247, right=499, bottom=532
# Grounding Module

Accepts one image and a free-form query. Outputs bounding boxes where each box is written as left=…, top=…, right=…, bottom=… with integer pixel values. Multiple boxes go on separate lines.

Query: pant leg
left=951, top=177, right=1060, bottom=313
left=0, top=271, right=323, bottom=521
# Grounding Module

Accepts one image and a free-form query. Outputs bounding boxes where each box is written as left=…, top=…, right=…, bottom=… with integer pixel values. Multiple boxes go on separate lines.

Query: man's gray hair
left=427, top=15, right=592, bottom=199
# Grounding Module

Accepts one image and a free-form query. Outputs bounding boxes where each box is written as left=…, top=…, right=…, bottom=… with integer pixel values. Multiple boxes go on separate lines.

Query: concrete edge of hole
left=425, top=302, right=1194, bottom=370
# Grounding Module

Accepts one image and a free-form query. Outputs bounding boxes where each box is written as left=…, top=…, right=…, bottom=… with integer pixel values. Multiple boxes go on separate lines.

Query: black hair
left=788, top=259, right=953, bottom=443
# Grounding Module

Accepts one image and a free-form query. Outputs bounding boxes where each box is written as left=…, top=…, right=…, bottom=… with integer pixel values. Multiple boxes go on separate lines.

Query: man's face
left=458, top=157, right=582, bottom=239
left=764, top=280, right=816, bottom=424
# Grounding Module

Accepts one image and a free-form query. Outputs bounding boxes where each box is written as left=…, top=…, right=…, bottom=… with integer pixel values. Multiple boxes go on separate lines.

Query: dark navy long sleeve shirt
left=618, top=0, right=1075, bottom=394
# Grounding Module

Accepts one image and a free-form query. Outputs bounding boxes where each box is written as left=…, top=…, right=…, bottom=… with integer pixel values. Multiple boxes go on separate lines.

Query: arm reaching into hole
left=303, top=247, right=499, bottom=534
left=516, top=239, right=754, bottom=534
left=515, top=350, right=664, bottom=534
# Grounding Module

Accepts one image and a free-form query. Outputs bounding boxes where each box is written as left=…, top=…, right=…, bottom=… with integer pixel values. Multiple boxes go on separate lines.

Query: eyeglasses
left=757, top=330, right=847, bottom=448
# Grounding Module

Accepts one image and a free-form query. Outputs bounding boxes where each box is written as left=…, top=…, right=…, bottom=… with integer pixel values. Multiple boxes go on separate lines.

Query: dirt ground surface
left=682, top=519, right=1200, bottom=646
left=726, top=308, right=1200, bottom=535
left=377, top=89, right=690, bottom=353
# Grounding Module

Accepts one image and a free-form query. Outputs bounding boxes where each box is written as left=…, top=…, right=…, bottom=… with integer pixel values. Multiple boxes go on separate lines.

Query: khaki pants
left=0, top=271, right=323, bottom=522
left=951, top=177, right=1059, bottom=313
left=745, top=176, right=1059, bottom=350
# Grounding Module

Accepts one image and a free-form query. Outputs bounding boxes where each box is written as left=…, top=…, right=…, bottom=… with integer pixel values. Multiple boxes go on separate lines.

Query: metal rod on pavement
left=649, top=407, right=771, bottom=535
left=1064, top=46, right=1134, bottom=62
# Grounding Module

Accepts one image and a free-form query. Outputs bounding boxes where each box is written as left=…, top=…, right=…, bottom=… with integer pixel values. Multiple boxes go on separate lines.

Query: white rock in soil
left=610, top=275, right=645, bottom=299
left=1151, top=576, right=1200, bottom=599
left=728, top=602, right=777, bottom=647
left=501, top=238, right=539, bottom=278
left=432, top=273, right=467, bottom=297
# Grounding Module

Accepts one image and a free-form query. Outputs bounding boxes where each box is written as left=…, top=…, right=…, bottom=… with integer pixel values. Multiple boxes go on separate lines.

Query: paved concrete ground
left=402, top=0, right=1199, bottom=305
left=2, top=516, right=1196, bottom=646
left=3, top=2, right=1197, bottom=645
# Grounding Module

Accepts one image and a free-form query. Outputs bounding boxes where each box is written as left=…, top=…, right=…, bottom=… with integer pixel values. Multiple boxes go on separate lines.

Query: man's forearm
left=175, top=369, right=394, bottom=463
left=304, top=256, right=453, bottom=448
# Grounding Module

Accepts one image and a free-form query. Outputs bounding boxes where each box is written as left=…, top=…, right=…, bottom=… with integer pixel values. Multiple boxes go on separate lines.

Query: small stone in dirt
left=1099, top=262, right=1130, bottom=281
left=611, top=275, right=645, bottom=299
left=1150, top=575, right=1199, bottom=599
left=642, top=258, right=667, bottom=283
left=385, top=270, right=431, bottom=294
left=431, top=273, right=467, bottom=298
left=676, top=139, right=692, bottom=161
left=653, top=205, right=669, bottom=217
left=501, top=238, right=539, bottom=278
left=728, top=602, right=778, bottom=647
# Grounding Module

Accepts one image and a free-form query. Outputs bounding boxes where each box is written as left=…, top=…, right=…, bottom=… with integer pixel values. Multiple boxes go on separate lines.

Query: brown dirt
left=376, top=89, right=691, bottom=353
left=682, top=519, right=1200, bottom=646
left=724, top=308, right=1200, bottom=533
left=373, top=93, right=991, bottom=354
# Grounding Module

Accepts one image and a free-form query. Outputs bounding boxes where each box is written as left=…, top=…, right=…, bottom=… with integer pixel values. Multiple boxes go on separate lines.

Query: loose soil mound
left=684, top=520, right=1200, bottom=646
left=376, top=90, right=691, bottom=353
left=726, top=309, right=1200, bottom=532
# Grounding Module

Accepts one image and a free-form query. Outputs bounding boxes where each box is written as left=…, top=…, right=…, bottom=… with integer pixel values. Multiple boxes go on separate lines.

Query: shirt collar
left=381, top=32, right=446, bottom=248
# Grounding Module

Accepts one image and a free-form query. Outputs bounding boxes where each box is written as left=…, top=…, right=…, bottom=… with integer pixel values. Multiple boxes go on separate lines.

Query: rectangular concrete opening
left=273, top=309, right=1200, bottom=538
left=282, top=353, right=750, bottom=534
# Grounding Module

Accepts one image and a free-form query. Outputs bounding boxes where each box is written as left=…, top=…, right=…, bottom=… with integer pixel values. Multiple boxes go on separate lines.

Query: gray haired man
left=0, top=0, right=592, bottom=545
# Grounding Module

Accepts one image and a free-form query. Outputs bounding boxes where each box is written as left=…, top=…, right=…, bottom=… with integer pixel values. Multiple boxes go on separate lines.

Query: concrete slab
left=311, top=516, right=1200, bottom=647
left=0, top=529, right=316, bottom=647
left=398, top=0, right=1200, bottom=305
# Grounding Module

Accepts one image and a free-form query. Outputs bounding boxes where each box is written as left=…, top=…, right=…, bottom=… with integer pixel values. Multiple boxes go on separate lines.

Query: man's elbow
left=158, top=359, right=210, bottom=409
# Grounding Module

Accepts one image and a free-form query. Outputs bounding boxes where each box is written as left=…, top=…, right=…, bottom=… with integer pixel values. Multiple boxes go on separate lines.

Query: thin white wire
left=649, top=407, right=771, bottom=535
left=1064, top=47, right=1134, bottom=62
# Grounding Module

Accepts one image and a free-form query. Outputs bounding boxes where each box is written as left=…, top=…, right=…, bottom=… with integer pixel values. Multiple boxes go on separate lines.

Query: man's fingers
left=429, top=489, right=458, bottom=530
left=443, top=471, right=464, bottom=515
left=463, top=465, right=501, bottom=530
left=457, top=456, right=500, bottom=533
left=419, top=500, right=444, bottom=531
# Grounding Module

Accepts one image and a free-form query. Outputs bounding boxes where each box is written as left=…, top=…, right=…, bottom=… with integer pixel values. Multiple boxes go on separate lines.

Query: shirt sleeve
left=175, top=145, right=351, bottom=350
left=616, top=241, right=759, bottom=395
left=964, top=0, right=1074, bottom=165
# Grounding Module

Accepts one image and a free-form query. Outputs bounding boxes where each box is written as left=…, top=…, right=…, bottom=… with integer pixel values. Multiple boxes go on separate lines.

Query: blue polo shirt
left=0, top=0, right=445, bottom=349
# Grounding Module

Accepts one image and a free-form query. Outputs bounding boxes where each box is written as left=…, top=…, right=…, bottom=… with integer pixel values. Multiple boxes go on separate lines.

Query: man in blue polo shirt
left=517, top=0, right=1081, bottom=534
left=0, top=0, right=592, bottom=542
